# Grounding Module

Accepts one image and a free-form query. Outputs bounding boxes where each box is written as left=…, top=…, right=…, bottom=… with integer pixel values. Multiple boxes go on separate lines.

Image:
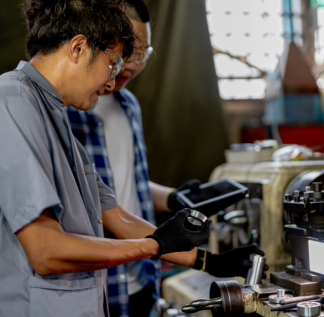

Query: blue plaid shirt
left=66, top=89, right=160, bottom=317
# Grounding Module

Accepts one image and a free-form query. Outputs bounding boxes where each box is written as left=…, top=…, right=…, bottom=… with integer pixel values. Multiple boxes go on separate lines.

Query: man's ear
left=69, top=34, right=88, bottom=63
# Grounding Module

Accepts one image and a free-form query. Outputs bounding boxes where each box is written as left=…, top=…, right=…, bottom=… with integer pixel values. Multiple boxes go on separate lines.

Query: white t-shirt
left=93, top=93, right=148, bottom=295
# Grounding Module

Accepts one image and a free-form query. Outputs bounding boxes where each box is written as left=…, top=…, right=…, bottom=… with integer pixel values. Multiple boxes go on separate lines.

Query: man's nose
left=105, top=77, right=115, bottom=91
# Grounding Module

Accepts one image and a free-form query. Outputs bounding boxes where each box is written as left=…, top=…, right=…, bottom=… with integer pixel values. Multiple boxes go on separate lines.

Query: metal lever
left=182, top=304, right=217, bottom=314
left=280, top=295, right=322, bottom=305
left=190, top=297, right=222, bottom=308
left=271, top=297, right=324, bottom=312
left=181, top=298, right=222, bottom=314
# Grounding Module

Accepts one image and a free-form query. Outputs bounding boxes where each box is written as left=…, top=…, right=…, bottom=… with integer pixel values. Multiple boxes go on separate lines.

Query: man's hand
left=146, top=208, right=212, bottom=259
left=167, top=179, right=201, bottom=212
left=194, top=244, right=268, bottom=278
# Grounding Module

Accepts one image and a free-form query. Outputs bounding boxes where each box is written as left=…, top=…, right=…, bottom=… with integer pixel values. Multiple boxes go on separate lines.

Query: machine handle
left=270, top=297, right=324, bottom=312
left=280, top=295, right=322, bottom=305
left=190, top=297, right=222, bottom=308
left=181, top=303, right=221, bottom=314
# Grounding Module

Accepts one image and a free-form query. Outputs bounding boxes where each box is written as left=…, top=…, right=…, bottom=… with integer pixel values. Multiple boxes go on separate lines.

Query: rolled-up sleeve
left=0, top=95, right=61, bottom=233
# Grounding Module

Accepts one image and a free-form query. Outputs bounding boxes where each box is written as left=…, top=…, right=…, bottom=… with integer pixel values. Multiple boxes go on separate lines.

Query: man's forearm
left=149, top=181, right=173, bottom=211
left=102, top=205, right=157, bottom=239
left=17, top=209, right=159, bottom=276
left=160, top=248, right=198, bottom=267
left=102, top=205, right=198, bottom=267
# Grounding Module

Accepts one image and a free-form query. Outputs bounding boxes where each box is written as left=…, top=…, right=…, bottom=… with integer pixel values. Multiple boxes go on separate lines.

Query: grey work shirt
left=0, top=61, right=118, bottom=317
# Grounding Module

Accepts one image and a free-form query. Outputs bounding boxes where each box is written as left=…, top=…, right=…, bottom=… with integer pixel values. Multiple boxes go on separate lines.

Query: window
left=206, top=0, right=284, bottom=99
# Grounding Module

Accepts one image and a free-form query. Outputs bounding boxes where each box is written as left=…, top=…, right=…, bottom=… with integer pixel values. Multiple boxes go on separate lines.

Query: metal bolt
left=285, top=194, right=292, bottom=201
left=305, top=186, right=311, bottom=192
left=269, top=289, right=293, bottom=303
left=313, top=182, right=322, bottom=193
left=294, top=190, right=300, bottom=202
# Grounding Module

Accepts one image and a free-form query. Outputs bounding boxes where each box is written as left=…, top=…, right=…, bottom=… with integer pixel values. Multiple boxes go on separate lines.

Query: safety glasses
left=97, top=44, right=124, bottom=78
left=126, top=46, right=153, bottom=65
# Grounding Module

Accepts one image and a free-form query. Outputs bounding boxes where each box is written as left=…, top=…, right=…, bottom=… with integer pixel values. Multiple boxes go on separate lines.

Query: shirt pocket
left=29, top=276, right=98, bottom=317
left=84, top=163, right=101, bottom=213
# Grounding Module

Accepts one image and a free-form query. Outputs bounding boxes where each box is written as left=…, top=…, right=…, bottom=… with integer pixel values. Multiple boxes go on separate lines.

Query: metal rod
left=271, top=297, right=324, bottom=312
left=190, top=297, right=222, bottom=308
left=182, top=303, right=222, bottom=314
left=280, top=295, right=322, bottom=305
left=245, top=254, right=266, bottom=285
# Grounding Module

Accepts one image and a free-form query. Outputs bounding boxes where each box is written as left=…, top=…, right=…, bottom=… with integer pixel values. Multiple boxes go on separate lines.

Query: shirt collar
left=113, top=90, right=127, bottom=105
left=15, top=61, right=64, bottom=104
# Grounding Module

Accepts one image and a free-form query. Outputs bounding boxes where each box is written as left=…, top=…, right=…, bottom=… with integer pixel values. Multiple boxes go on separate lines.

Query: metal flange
left=269, top=289, right=293, bottom=304
left=297, top=302, right=321, bottom=317
left=209, top=280, right=244, bottom=317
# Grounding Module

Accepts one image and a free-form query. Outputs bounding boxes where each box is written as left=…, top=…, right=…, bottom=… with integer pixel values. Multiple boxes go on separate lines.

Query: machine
left=209, top=160, right=324, bottom=274
left=161, top=158, right=324, bottom=317
left=271, top=171, right=324, bottom=296
left=172, top=175, right=324, bottom=317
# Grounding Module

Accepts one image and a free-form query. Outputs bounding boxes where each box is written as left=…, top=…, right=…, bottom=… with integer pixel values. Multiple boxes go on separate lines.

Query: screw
left=313, top=182, right=322, bottom=192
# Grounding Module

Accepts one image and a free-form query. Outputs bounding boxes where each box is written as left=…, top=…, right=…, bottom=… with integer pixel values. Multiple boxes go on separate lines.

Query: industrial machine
left=162, top=157, right=324, bottom=317
left=177, top=175, right=324, bottom=317
left=162, top=172, right=324, bottom=317
left=209, top=159, right=324, bottom=274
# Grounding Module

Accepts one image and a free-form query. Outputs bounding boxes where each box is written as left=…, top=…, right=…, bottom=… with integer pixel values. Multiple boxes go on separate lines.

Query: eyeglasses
left=97, top=44, right=124, bottom=78
left=126, top=46, right=153, bottom=65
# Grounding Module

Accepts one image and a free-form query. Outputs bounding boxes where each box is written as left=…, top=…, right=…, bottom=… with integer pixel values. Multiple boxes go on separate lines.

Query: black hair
left=124, top=0, right=150, bottom=23
left=22, top=0, right=136, bottom=61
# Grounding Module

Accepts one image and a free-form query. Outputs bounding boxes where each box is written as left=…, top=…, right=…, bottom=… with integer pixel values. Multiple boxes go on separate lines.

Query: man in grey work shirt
left=0, top=1, right=213, bottom=316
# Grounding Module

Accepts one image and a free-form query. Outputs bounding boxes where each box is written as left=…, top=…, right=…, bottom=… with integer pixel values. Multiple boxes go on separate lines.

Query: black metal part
left=285, top=225, right=308, bottom=236
left=190, top=298, right=222, bottom=308
left=309, top=228, right=324, bottom=240
left=283, top=201, right=324, bottom=229
left=270, top=302, right=299, bottom=311
left=181, top=303, right=221, bottom=314
left=284, top=171, right=324, bottom=229
left=209, top=280, right=244, bottom=317
left=181, top=297, right=222, bottom=314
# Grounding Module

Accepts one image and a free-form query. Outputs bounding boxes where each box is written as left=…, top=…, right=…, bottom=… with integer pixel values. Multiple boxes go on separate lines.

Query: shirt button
left=98, top=218, right=103, bottom=224
left=120, top=274, right=126, bottom=280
